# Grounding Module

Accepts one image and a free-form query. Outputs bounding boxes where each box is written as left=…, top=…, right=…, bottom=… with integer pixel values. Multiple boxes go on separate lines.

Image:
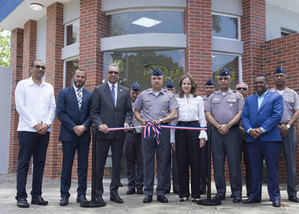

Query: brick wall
left=9, top=28, right=24, bottom=173
left=184, top=0, right=212, bottom=95
left=263, top=33, right=299, bottom=181
left=22, top=20, right=37, bottom=79
left=241, top=0, right=266, bottom=93
left=45, top=2, right=64, bottom=179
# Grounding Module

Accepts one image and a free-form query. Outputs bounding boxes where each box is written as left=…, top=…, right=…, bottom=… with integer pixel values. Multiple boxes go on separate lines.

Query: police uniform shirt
left=134, top=88, right=178, bottom=122
left=205, top=89, right=244, bottom=124
left=270, top=87, right=299, bottom=123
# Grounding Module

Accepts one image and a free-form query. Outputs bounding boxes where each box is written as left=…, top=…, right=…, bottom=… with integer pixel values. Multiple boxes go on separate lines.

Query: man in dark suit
left=241, top=75, right=283, bottom=207
left=90, top=64, right=132, bottom=205
left=56, top=69, right=93, bottom=206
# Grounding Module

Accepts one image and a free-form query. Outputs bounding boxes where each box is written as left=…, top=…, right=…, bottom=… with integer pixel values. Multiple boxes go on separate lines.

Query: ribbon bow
left=143, top=121, right=162, bottom=144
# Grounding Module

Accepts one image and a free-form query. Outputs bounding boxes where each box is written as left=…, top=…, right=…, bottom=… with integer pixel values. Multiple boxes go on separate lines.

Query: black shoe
left=157, top=195, right=168, bottom=203
left=213, top=195, right=225, bottom=201
left=272, top=200, right=281, bottom=207
left=59, top=197, right=68, bottom=206
left=165, top=189, right=170, bottom=194
left=243, top=198, right=261, bottom=204
left=76, top=195, right=87, bottom=203
left=31, top=196, right=48, bottom=205
left=127, top=188, right=135, bottom=195
left=95, top=196, right=106, bottom=206
left=137, top=188, right=144, bottom=194
left=143, top=195, right=153, bottom=203
left=110, top=194, right=123, bottom=203
left=233, top=196, right=242, bottom=203
left=17, top=198, right=30, bottom=208
left=192, top=197, right=200, bottom=202
left=289, top=195, right=299, bottom=202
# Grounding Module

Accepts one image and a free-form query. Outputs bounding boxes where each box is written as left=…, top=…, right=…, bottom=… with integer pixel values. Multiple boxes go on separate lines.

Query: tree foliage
left=0, top=29, right=11, bottom=67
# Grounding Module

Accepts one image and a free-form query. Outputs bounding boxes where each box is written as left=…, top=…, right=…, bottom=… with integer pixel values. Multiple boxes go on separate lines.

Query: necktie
left=77, top=89, right=82, bottom=110
left=111, top=84, right=116, bottom=106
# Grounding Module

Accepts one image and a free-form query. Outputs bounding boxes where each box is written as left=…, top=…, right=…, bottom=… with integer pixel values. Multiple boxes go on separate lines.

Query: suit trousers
left=241, top=139, right=252, bottom=196
left=247, top=140, right=281, bottom=201
left=95, top=137, right=124, bottom=197
left=175, top=121, right=202, bottom=198
left=165, top=147, right=179, bottom=192
left=124, top=132, right=143, bottom=190
left=142, top=128, right=170, bottom=196
left=16, top=131, right=49, bottom=200
left=282, top=125, right=298, bottom=197
left=60, top=141, right=90, bottom=198
left=211, top=126, right=242, bottom=197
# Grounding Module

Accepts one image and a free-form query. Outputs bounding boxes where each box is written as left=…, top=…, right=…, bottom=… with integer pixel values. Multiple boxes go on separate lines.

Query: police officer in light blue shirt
left=205, top=68, right=244, bottom=203
left=165, top=80, right=179, bottom=194
left=270, top=66, right=299, bottom=203
left=124, top=82, right=144, bottom=195
left=134, top=68, right=178, bottom=204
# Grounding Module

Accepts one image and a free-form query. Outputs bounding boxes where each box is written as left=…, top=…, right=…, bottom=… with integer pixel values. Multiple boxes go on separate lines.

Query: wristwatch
left=227, top=123, right=232, bottom=129
left=286, top=124, right=290, bottom=129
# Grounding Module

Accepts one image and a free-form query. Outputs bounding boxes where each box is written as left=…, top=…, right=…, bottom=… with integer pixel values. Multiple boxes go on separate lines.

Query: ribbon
left=99, top=123, right=207, bottom=145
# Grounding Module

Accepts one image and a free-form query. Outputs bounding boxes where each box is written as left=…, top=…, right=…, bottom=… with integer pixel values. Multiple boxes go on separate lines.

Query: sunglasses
left=34, top=65, right=46, bottom=70
left=236, top=87, right=247, bottom=91
left=108, top=71, right=119, bottom=75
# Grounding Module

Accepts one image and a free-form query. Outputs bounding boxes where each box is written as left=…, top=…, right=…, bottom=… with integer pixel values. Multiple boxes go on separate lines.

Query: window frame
left=64, top=19, right=80, bottom=47
left=212, top=12, right=241, bottom=41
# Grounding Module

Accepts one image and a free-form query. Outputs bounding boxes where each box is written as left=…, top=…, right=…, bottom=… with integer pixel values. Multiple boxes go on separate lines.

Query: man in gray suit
left=90, top=64, right=132, bottom=205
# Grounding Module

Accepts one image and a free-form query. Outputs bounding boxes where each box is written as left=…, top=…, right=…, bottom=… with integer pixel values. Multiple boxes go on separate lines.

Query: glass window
left=65, top=20, right=79, bottom=46
left=212, top=53, right=239, bottom=89
left=103, top=50, right=185, bottom=90
left=64, top=59, right=79, bottom=88
left=111, top=11, right=184, bottom=36
left=281, top=27, right=297, bottom=37
left=212, top=14, right=238, bottom=39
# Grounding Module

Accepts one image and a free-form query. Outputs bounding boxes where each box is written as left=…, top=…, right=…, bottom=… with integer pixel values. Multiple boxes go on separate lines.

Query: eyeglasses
left=34, top=65, right=46, bottom=70
left=108, top=71, right=119, bottom=75
left=236, top=87, right=247, bottom=91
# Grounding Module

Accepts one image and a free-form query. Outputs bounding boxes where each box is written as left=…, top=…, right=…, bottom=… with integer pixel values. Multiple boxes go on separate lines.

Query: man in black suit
left=90, top=64, right=132, bottom=205
left=56, top=69, right=93, bottom=206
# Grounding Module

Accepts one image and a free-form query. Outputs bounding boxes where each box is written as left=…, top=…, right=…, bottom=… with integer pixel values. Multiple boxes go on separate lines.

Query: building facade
left=0, top=0, right=298, bottom=181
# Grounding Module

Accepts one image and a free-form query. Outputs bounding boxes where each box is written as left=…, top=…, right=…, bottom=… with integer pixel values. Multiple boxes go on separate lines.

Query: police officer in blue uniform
left=165, top=80, right=179, bottom=194
left=124, top=82, right=144, bottom=195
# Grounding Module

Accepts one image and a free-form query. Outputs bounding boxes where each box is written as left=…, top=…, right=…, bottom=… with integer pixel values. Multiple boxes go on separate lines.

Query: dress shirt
left=257, top=90, right=268, bottom=109
left=15, top=77, right=56, bottom=132
left=107, top=81, right=118, bottom=106
left=171, top=94, right=207, bottom=142
left=247, top=91, right=268, bottom=133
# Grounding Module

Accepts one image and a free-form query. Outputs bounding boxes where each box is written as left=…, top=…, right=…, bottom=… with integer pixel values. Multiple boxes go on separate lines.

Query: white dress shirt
left=171, top=94, right=207, bottom=142
left=107, top=81, right=118, bottom=106
left=15, top=77, right=56, bottom=132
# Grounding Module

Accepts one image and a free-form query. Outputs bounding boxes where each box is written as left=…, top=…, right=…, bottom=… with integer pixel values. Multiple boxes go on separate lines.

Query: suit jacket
left=90, top=82, right=132, bottom=140
left=56, top=86, right=92, bottom=143
left=241, top=91, right=283, bottom=142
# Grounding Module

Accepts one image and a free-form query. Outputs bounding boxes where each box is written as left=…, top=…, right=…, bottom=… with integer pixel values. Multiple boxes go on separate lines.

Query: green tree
left=0, top=29, right=11, bottom=67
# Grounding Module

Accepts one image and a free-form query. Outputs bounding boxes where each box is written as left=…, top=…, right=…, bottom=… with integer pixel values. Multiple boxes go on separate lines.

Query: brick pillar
left=9, top=28, right=24, bottom=172
left=241, top=0, right=266, bottom=92
left=22, top=20, right=37, bottom=79
left=79, top=0, right=109, bottom=90
left=184, top=0, right=212, bottom=95
left=45, top=2, right=64, bottom=178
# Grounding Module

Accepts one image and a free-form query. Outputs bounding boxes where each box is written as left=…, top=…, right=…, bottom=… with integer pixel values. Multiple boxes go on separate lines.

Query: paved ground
left=0, top=173, right=298, bottom=214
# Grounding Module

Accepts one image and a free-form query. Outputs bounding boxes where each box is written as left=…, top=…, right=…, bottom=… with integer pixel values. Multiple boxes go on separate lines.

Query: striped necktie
left=77, top=89, right=82, bottom=110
